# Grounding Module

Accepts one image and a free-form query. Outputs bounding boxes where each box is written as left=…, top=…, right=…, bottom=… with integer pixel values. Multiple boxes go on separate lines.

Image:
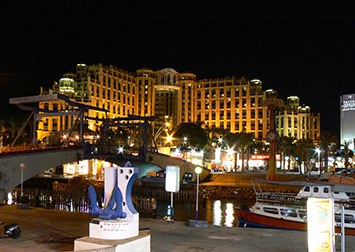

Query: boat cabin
left=297, top=185, right=349, bottom=201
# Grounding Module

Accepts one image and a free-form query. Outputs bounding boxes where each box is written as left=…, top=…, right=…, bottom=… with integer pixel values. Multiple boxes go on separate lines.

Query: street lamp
left=20, top=163, right=25, bottom=203
left=316, top=148, right=321, bottom=173
left=195, top=166, right=202, bottom=221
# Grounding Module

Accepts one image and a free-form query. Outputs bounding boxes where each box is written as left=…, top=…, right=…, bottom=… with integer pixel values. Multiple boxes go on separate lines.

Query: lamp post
left=20, top=163, right=25, bottom=203
left=316, top=148, right=321, bottom=174
left=195, top=166, right=202, bottom=221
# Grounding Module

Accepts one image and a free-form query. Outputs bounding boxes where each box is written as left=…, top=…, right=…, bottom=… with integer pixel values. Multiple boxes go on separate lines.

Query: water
left=9, top=189, right=255, bottom=227
left=155, top=198, right=254, bottom=227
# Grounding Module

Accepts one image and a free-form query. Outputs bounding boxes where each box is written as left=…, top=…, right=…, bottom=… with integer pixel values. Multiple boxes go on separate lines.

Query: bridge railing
left=83, top=143, right=145, bottom=160
left=0, top=145, right=82, bottom=157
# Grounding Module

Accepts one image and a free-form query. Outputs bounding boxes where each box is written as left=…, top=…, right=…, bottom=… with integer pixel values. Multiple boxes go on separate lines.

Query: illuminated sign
left=342, top=95, right=355, bottom=111
left=250, top=154, right=281, bottom=161
left=165, top=166, right=180, bottom=193
left=307, top=198, right=335, bottom=252
left=251, top=154, right=270, bottom=160
left=170, top=151, right=187, bottom=159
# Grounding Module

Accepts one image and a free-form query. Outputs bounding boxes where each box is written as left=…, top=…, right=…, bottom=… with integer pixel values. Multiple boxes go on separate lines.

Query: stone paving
left=1, top=205, right=355, bottom=251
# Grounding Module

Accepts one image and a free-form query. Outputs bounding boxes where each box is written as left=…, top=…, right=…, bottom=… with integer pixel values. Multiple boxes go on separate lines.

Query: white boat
left=235, top=178, right=355, bottom=235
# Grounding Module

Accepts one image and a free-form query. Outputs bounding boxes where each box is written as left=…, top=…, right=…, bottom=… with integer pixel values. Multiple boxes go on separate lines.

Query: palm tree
left=296, top=138, right=315, bottom=174
left=320, top=132, right=338, bottom=173
left=277, top=136, right=296, bottom=173
left=224, top=131, right=241, bottom=170
left=238, top=131, right=255, bottom=171
left=0, top=113, right=8, bottom=151
left=341, top=140, right=353, bottom=175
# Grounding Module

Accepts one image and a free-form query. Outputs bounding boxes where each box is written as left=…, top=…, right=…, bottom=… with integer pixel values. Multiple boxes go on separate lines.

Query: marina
left=235, top=178, right=355, bottom=235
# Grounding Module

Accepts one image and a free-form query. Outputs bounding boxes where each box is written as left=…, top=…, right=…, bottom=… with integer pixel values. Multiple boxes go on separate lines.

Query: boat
left=234, top=178, right=355, bottom=235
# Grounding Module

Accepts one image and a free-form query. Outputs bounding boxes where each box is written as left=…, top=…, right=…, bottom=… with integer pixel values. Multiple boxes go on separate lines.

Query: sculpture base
left=89, top=215, right=139, bottom=240
left=74, top=229, right=150, bottom=251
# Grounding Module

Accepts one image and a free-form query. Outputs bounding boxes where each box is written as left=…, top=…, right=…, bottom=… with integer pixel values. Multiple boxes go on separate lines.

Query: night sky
left=1, top=2, right=354, bottom=139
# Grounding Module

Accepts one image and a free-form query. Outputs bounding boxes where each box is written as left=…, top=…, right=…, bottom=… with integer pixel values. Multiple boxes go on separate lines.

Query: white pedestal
left=74, top=229, right=150, bottom=252
left=89, top=216, right=139, bottom=240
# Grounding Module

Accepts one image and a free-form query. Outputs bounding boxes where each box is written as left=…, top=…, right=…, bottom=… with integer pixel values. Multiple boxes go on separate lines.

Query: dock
left=1, top=205, right=355, bottom=251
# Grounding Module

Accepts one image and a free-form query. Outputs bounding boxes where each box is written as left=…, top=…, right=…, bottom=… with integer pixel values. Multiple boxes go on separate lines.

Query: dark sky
left=1, top=2, right=354, bottom=138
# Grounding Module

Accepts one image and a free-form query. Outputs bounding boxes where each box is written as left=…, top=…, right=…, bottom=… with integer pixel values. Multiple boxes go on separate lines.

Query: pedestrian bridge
left=0, top=147, right=209, bottom=202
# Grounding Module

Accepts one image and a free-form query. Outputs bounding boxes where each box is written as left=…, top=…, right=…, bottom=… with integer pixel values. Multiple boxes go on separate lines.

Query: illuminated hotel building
left=276, top=96, right=321, bottom=140
left=38, top=63, right=321, bottom=143
left=340, top=93, right=355, bottom=149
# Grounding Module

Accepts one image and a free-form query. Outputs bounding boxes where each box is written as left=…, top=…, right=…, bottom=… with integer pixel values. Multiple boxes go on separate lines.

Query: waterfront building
left=38, top=63, right=321, bottom=145
left=340, top=93, right=355, bottom=149
left=276, top=95, right=321, bottom=140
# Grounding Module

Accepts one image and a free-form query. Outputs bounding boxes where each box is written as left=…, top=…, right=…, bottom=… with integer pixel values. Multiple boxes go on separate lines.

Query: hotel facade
left=38, top=63, right=321, bottom=144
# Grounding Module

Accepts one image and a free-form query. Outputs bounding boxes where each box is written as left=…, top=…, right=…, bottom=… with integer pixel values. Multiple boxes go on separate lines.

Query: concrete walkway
left=0, top=205, right=354, bottom=251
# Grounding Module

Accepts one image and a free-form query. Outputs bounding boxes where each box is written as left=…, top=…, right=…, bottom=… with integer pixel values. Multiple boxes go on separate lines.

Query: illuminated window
left=220, top=89, right=224, bottom=98
left=242, top=98, right=247, bottom=107
left=205, top=90, right=209, bottom=98
left=242, top=121, right=246, bottom=130
left=258, top=120, right=263, bottom=130
left=242, top=87, right=247, bottom=96
left=235, top=109, right=240, bottom=119
left=251, top=98, right=255, bottom=107
left=227, top=99, right=231, bottom=108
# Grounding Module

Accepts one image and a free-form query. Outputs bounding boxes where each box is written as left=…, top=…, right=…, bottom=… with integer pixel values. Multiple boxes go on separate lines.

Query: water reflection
left=213, top=200, right=222, bottom=226
left=224, top=203, right=234, bottom=227
left=10, top=189, right=253, bottom=227
left=155, top=198, right=254, bottom=227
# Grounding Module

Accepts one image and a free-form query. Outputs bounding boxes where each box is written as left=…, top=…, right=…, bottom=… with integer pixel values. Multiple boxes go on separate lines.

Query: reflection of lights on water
left=213, top=200, right=222, bottom=226
left=224, top=203, right=235, bottom=227
left=7, top=192, right=13, bottom=205
left=212, top=201, right=235, bottom=227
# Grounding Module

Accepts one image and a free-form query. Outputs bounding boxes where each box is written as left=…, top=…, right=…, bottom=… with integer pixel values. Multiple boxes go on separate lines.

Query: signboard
left=341, top=94, right=355, bottom=111
left=165, top=166, right=180, bottom=193
left=260, top=98, right=285, bottom=106
left=250, top=154, right=281, bottom=161
left=307, top=198, right=335, bottom=252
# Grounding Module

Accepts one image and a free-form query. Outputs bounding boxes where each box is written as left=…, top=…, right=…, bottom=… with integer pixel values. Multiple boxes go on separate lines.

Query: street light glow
left=195, top=166, right=202, bottom=174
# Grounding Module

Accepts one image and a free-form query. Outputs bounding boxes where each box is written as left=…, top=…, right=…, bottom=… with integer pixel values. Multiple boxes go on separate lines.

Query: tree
left=320, top=132, right=338, bottom=173
left=341, top=140, right=353, bottom=175
left=295, top=138, right=315, bottom=174
left=240, top=132, right=255, bottom=170
left=277, top=136, right=296, bottom=173
left=0, top=113, right=7, bottom=151
left=171, top=123, right=209, bottom=150
left=224, top=132, right=241, bottom=170
left=227, top=131, right=255, bottom=171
